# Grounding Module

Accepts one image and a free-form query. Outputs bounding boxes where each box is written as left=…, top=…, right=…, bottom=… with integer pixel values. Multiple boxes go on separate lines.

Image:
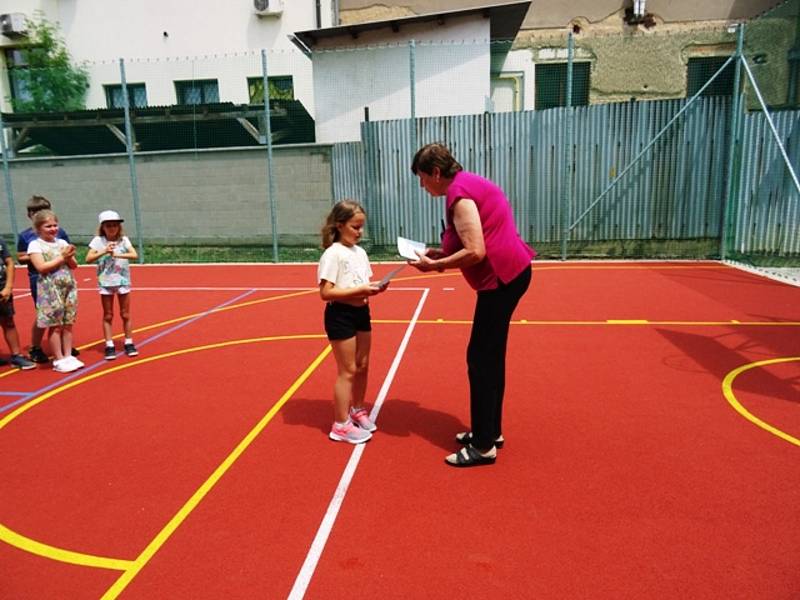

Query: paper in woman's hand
left=397, top=236, right=426, bottom=261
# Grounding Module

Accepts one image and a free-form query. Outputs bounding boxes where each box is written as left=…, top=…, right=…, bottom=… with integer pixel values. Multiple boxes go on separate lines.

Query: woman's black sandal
left=455, top=431, right=504, bottom=449
left=445, top=445, right=496, bottom=467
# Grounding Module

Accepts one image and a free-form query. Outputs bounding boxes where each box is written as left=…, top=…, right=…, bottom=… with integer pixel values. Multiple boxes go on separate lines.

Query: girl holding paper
left=318, top=200, right=389, bottom=444
left=409, top=142, right=536, bottom=468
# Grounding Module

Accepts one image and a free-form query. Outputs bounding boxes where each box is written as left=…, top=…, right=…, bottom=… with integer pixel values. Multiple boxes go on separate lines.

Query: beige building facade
left=338, top=1, right=791, bottom=108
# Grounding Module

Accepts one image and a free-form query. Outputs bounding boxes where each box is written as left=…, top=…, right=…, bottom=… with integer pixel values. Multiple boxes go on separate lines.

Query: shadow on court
left=656, top=327, right=799, bottom=404
left=281, top=397, right=467, bottom=451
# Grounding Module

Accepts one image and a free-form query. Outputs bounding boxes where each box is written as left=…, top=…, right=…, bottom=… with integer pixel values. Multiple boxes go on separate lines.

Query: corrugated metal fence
left=333, top=96, right=799, bottom=260
left=734, top=109, right=800, bottom=256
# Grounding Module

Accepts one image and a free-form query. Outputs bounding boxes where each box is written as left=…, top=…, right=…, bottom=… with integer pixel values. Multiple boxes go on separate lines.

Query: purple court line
left=0, top=289, right=256, bottom=415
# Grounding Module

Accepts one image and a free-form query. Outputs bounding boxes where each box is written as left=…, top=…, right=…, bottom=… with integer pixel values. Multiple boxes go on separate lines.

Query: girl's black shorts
left=324, top=301, right=371, bottom=341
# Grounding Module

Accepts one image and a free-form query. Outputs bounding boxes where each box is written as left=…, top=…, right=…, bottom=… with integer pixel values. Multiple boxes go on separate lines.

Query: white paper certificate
left=397, top=236, right=426, bottom=261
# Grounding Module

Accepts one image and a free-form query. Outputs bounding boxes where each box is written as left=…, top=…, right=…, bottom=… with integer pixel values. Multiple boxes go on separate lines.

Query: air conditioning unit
left=0, top=13, right=27, bottom=38
left=253, top=0, right=283, bottom=17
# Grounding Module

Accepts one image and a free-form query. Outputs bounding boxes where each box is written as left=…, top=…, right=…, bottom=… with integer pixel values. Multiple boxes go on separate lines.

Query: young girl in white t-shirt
left=317, top=200, right=388, bottom=444
left=86, top=210, right=139, bottom=360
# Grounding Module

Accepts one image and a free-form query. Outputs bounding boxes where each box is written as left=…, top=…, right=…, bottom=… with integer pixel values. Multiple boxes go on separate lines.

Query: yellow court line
left=93, top=289, right=318, bottom=341
left=372, top=319, right=800, bottom=327
left=722, top=357, right=800, bottom=447
left=607, top=319, right=649, bottom=324
left=0, top=334, right=328, bottom=571
left=0, top=523, right=133, bottom=571
left=0, top=289, right=318, bottom=381
left=101, top=342, right=332, bottom=600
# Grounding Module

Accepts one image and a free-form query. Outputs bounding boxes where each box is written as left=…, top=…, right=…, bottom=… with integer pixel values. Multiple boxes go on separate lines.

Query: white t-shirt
left=27, top=237, right=69, bottom=258
left=88, top=235, right=133, bottom=288
left=317, top=242, right=372, bottom=289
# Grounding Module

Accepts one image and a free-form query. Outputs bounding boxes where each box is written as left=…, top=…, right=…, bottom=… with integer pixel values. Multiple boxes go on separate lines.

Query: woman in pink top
left=409, top=142, right=535, bottom=468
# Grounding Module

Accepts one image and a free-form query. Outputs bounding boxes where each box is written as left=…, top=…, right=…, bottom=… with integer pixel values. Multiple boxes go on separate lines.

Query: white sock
left=106, top=341, right=114, bottom=348
left=124, top=338, right=134, bottom=345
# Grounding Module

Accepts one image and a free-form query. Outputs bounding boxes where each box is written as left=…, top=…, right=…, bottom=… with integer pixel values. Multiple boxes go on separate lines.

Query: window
left=175, top=79, right=220, bottom=105
left=535, top=62, right=590, bottom=109
left=687, top=57, right=734, bottom=97
left=4, top=48, right=31, bottom=103
left=247, top=76, right=294, bottom=103
left=105, top=84, right=148, bottom=108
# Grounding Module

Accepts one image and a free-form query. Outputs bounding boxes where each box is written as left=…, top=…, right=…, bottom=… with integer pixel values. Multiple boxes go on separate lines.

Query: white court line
left=287, top=288, right=430, bottom=600
left=54, top=286, right=433, bottom=293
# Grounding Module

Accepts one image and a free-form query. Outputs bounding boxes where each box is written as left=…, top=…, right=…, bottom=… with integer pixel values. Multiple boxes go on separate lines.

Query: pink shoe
left=350, top=407, right=377, bottom=432
left=329, top=419, right=372, bottom=444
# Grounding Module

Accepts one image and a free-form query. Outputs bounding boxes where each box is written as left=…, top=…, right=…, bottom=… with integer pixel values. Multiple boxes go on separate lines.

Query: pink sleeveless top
left=441, top=170, right=536, bottom=291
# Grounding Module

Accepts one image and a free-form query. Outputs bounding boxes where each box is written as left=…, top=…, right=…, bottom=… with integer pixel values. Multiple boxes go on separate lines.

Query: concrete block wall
left=0, top=144, right=335, bottom=247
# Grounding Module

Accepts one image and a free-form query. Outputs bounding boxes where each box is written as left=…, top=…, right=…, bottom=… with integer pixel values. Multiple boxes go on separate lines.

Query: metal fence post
left=261, top=49, right=279, bottom=262
left=409, top=39, right=420, bottom=239
left=119, top=58, right=144, bottom=263
left=560, top=31, right=574, bottom=260
left=721, top=24, right=745, bottom=260
left=0, top=110, right=18, bottom=242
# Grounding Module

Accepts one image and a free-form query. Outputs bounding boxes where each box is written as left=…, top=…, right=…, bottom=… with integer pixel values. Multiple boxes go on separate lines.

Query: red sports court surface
left=1, top=261, right=798, bottom=599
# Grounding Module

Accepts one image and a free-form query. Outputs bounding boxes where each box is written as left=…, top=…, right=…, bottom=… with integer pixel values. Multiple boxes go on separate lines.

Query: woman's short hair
left=411, top=143, right=462, bottom=178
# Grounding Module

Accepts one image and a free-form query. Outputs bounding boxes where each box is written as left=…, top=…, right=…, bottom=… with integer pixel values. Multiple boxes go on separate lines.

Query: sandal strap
left=457, top=445, right=483, bottom=465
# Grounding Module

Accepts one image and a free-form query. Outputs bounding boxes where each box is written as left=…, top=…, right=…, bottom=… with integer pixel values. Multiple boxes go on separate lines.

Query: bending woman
left=409, top=142, right=535, bottom=468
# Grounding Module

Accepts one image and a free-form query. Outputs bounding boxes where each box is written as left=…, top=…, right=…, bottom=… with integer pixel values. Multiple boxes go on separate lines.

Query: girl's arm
left=62, top=244, right=78, bottom=270
left=116, top=247, right=138, bottom=260
left=0, top=256, right=13, bottom=301
left=319, top=279, right=384, bottom=302
left=29, top=251, right=68, bottom=274
left=28, top=242, right=77, bottom=274
left=85, top=248, right=103, bottom=264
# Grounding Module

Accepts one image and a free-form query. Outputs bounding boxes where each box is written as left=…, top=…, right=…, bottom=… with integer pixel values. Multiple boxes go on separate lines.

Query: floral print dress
left=28, top=238, right=78, bottom=327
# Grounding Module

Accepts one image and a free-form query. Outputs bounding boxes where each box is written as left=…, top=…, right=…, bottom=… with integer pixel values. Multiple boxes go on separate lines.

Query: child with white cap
left=86, top=210, right=139, bottom=359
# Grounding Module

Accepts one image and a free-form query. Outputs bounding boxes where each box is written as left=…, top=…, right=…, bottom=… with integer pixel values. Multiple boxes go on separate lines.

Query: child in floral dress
left=26, top=210, right=83, bottom=373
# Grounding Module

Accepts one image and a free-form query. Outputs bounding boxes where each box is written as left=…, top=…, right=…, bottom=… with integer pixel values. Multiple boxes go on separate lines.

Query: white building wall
left=0, top=0, right=334, bottom=114
left=312, top=16, right=490, bottom=143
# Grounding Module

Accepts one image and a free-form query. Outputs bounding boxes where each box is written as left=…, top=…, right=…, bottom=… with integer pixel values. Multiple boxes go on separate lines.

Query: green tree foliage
left=10, top=15, right=88, bottom=113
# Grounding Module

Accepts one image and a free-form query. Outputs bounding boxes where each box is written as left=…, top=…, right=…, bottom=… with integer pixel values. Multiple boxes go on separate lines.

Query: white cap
left=98, top=210, right=124, bottom=223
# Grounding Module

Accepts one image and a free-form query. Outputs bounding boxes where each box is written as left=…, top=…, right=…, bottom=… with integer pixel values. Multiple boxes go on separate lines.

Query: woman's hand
left=409, top=249, right=443, bottom=272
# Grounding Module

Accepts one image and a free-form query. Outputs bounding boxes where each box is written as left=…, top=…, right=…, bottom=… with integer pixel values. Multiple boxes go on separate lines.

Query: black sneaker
left=124, top=343, right=138, bottom=357
left=29, top=346, right=49, bottom=363
left=11, top=354, right=36, bottom=370
left=104, top=346, right=117, bottom=361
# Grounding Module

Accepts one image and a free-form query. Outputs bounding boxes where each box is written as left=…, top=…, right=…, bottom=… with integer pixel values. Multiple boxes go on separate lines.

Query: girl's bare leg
left=351, top=331, right=371, bottom=411
left=61, top=325, right=73, bottom=357
left=48, top=327, right=64, bottom=361
left=331, top=336, right=357, bottom=423
left=118, top=293, right=133, bottom=338
left=101, top=295, right=115, bottom=342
